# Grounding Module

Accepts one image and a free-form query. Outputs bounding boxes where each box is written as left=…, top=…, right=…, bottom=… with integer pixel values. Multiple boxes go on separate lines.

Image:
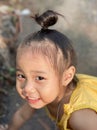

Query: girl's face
left=16, top=47, right=64, bottom=109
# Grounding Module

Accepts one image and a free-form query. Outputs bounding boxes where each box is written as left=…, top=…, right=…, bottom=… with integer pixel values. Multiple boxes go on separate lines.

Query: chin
left=29, top=103, right=45, bottom=109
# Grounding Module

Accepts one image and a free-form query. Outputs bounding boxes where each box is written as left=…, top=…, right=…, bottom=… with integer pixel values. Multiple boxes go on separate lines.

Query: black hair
left=18, top=10, right=78, bottom=86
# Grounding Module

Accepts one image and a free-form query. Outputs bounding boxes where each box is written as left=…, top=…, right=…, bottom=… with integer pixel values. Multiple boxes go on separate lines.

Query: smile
left=26, top=97, right=41, bottom=104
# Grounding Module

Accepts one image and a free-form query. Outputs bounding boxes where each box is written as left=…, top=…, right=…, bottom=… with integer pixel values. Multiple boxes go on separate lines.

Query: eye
left=35, top=76, right=45, bottom=81
left=16, top=73, right=25, bottom=81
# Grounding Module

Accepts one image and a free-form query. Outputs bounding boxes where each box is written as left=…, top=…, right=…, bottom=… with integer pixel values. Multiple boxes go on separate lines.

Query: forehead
left=16, top=40, right=57, bottom=64
left=17, top=45, right=48, bottom=60
left=16, top=46, right=54, bottom=69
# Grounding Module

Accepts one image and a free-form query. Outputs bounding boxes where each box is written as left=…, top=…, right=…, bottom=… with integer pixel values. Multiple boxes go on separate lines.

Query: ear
left=62, top=66, right=76, bottom=86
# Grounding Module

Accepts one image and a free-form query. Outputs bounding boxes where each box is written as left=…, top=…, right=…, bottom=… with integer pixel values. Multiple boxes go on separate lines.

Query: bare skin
left=68, top=109, right=97, bottom=130
left=8, top=103, right=35, bottom=130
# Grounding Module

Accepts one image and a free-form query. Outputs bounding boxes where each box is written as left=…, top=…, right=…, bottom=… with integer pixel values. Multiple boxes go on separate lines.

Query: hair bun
left=33, top=10, right=58, bottom=29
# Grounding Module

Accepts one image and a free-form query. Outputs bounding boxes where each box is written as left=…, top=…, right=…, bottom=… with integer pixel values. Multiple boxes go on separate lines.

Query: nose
left=22, top=81, right=37, bottom=97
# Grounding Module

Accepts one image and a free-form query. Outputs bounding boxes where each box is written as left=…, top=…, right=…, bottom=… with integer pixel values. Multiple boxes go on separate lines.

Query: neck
left=47, top=94, right=66, bottom=121
left=47, top=101, right=64, bottom=121
left=47, top=86, right=74, bottom=121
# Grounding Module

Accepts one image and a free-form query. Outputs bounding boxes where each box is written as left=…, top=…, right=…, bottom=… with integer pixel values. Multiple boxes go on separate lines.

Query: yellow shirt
left=47, top=74, right=97, bottom=130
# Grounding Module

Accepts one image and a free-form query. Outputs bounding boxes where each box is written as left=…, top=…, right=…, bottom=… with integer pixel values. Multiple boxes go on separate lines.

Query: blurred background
left=0, top=0, right=97, bottom=130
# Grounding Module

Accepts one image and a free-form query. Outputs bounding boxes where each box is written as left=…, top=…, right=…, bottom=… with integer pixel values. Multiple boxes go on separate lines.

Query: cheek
left=39, top=84, right=60, bottom=103
left=16, top=82, right=25, bottom=99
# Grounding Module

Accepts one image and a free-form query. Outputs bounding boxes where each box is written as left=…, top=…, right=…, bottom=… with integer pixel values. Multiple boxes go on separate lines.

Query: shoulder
left=68, top=108, right=97, bottom=130
left=76, top=74, right=97, bottom=83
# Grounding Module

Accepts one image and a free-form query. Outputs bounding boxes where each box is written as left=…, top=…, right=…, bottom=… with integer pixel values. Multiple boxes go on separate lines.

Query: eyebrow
left=16, top=68, right=22, bottom=71
left=31, top=70, right=47, bottom=75
left=16, top=68, right=47, bottom=75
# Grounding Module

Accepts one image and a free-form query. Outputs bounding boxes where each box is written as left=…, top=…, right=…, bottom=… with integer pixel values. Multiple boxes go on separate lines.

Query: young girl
left=4, top=10, right=97, bottom=130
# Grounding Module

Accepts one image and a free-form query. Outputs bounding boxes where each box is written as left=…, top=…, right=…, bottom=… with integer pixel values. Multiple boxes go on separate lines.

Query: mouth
left=26, top=97, right=41, bottom=104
